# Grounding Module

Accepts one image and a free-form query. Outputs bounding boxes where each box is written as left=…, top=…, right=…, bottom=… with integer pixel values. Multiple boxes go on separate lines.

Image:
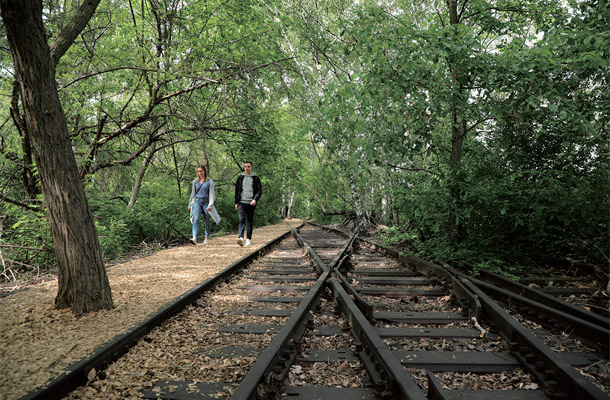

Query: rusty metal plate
left=248, top=296, right=303, bottom=303
left=228, top=309, right=293, bottom=317
left=348, top=269, right=420, bottom=276
left=249, top=275, right=316, bottom=283
left=283, top=386, right=377, bottom=399
left=356, top=287, right=446, bottom=297
left=349, top=277, right=432, bottom=285
left=238, top=285, right=310, bottom=293
left=251, top=268, right=312, bottom=274
left=141, top=381, right=236, bottom=399
left=298, top=349, right=359, bottom=363
left=394, top=350, right=519, bottom=372
left=374, top=311, right=467, bottom=323
left=218, top=324, right=281, bottom=334
left=376, top=327, right=482, bottom=339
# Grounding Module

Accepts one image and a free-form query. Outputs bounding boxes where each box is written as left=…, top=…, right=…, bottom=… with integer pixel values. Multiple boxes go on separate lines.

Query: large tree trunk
left=1, top=0, right=113, bottom=314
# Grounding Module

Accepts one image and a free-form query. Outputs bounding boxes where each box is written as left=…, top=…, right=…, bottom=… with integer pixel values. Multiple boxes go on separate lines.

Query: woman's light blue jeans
left=192, top=197, right=210, bottom=238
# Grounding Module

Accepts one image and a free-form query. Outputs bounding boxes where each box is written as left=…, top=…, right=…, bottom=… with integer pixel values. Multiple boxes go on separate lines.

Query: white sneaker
left=189, top=237, right=197, bottom=245
left=237, top=237, right=244, bottom=246
left=245, top=239, right=251, bottom=246
left=203, top=238, right=209, bottom=245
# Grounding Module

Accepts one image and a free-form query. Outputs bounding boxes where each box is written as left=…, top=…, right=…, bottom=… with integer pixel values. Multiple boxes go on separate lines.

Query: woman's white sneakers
left=203, top=238, right=209, bottom=245
left=189, top=237, right=197, bottom=245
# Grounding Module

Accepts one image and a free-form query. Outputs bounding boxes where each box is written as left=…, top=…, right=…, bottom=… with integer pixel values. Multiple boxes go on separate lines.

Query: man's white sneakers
left=245, top=239, right=251, bottom=246
left=237, top=237, right=244, bottom=246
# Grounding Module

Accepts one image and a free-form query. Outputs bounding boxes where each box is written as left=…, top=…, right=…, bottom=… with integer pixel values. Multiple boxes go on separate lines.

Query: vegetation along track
left=22, top=223, right=608, bottom=399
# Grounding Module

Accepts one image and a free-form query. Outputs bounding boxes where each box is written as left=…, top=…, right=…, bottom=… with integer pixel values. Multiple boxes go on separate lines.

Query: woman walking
left=188, top=165, right=220, bottom=245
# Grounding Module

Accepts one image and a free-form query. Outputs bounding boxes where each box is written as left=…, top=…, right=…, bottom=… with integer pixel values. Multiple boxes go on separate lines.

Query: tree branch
left=292, top=172, right=328, bottom=214
left=50, top=0, right=103, bottom=65
left=386, top=162, right=440, bottom=176
left=0, top=243, right=53, bottom=252
left=0, top=194, right=45, bottom=213
left=59, top=66, right=155, bottom=91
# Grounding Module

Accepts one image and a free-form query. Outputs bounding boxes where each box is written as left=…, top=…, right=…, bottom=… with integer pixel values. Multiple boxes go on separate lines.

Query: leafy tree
left=1, top=0, right=113, bottom=314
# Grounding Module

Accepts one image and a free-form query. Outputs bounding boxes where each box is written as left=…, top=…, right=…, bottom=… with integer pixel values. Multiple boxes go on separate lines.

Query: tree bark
left=1, top=0, right=113, bottom=314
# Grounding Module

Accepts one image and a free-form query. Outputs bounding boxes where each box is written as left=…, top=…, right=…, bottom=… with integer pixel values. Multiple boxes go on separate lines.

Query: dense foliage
left=0, top=0, right=607, bottom=284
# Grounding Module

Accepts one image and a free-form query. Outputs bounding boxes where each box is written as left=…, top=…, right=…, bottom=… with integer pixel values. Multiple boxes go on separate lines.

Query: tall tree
left=1, top=0, right=113, bottom=314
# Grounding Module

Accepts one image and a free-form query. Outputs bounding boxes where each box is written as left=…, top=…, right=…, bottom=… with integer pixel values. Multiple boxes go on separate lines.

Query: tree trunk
left=349, top=174, right=371, bottom=234
left=9, top=82, right=40, bottom=199
left=381, top=193, right=389, bottom=224
left=171, top=143, right=182, bottom=197
left=306, top=197, right=312, bottom=220
left=447, top=0, right=465, bottom=243
left=1, top=0, right=113, bottom=314
left=128, top=141, right=157, bottom=209
left=286, top=191, right=295, bottom=220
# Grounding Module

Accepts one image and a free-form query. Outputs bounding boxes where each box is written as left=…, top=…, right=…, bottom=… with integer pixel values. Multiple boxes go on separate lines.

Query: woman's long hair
left=197, top=164, right=208, bottom=181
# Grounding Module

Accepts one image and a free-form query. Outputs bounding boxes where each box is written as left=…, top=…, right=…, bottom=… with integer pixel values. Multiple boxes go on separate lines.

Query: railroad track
left=346, top=227, right=608, bottom=399
left=22, top=222, right=607, bottom=399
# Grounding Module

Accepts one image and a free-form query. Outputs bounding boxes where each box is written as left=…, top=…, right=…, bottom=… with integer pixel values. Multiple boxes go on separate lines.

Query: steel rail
left=348, top=233, right=484, bottom=319
left=19, top=229, right=296, bottom=400
left=228, top=223, right=332, bottom=399
left=469, top=275, right=609, bottom=353
left=328, top=275, right=427, bottom=399
left=477, top=269, right=609, bottom=329
left=461, top=278, right=607, bottom=399
left=335, top=267, right=375, bottom=320
left=234, top=224, right=429, bottom=399
left=338, top=232, right=608, bottom=399
left=309, top=225, right=428, bottom=399
left=228, top=269, right=330, bottom=399
left=307, top=224, right=430, bottom=398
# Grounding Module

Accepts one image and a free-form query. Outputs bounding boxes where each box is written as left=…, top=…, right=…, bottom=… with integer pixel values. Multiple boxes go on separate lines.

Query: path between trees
left=0, top=220, right=302, bottom=400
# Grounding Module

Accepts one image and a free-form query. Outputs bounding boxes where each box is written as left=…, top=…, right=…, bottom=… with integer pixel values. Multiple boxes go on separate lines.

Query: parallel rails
left=342, top=228, right=607, bottom=399
left=231, top=223, right=427, bottom=399
left=18, top=222, right=607, bottom=400
left=472, top=269, right=609, bottom=353
left=297, top=224, right=426, bottom=399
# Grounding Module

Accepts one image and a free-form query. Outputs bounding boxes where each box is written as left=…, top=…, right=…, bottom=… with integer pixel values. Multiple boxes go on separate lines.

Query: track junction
left=15, top=222, right=610, bottom=400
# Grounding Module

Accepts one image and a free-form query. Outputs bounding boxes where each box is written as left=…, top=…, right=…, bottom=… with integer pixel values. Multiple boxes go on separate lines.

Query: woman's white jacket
left=188, top=179, right=221, bottom=225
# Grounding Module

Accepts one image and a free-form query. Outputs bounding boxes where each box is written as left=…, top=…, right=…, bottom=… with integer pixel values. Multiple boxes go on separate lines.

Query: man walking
left=235, top=161, right=262, bottom=246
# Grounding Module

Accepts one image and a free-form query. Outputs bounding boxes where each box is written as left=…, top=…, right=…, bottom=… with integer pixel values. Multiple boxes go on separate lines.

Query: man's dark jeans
left=238, top=203, right=256, bottom=239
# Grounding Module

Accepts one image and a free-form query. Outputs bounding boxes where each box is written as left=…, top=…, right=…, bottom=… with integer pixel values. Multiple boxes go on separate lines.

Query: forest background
left=0, top=0, right=608, bottom=289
